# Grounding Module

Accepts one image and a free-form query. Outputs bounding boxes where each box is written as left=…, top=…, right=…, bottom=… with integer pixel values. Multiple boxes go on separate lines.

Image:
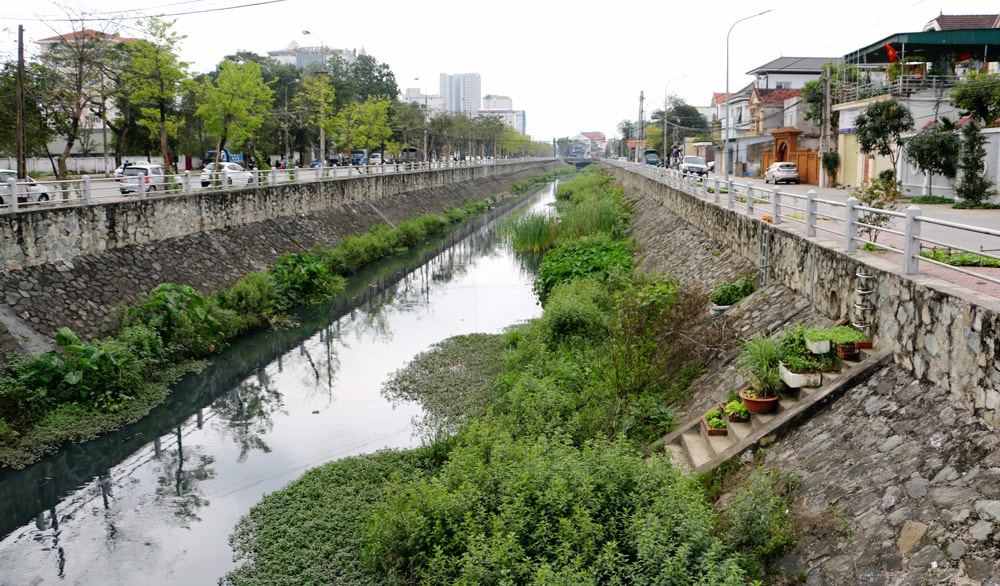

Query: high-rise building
left=439, top=73, right=481, bottom=116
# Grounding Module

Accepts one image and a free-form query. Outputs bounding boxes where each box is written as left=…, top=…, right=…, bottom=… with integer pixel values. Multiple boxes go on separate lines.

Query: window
left=775, top=82, right=791, bottom=89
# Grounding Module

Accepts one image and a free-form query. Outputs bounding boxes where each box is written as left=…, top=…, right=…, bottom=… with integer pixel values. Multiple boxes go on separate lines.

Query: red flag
left=885, top=43, right=898, bottom=62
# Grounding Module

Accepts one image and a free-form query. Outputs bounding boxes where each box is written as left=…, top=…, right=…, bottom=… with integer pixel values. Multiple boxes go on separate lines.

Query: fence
left=616, top=160, right=1000, bottom=294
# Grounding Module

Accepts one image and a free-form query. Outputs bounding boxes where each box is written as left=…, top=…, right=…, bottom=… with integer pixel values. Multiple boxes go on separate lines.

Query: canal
left=0, top=182, right=557, bottom=585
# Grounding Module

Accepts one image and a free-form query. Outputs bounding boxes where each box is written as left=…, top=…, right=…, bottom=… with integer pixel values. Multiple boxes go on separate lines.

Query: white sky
left=2, top=0, right=999, bottom=142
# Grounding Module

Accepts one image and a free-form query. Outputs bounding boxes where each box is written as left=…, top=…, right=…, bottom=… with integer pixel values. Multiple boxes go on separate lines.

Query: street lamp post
left=303, top=30, right=327, bottom=166
left=415, top=77, right=429, bottom=162
left=725, top=9, right=772, bottom=184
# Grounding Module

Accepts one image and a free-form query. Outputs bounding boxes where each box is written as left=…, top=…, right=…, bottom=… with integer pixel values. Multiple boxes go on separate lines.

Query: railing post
left=81, top=175, right=92, bottom=205
left=727, top=179, right=735, bottom=209
left=183, top=171, right=192, bottom=195
left=805, top=189, right=817, bottom=237
left=6, top=178, right=17, bottom=211
left=252, top=169, right=259, bottom=186
left=139, top=173, right=147, bottom=200
left=904, top=205, right=922, bottom=274
left=315, top=166, right=322, bottom=182
left=845, top=196, right=859, bottom=253
left=221, top=169, right=229, bottom=191
left=746, top=181, right=754, bottom=215
left=713, top=178, right=720, bottom=204
left=772, top=186, right=782, bottom=224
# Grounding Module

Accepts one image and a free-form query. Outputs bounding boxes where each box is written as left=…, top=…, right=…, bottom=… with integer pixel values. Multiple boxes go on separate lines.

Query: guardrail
left=615, top=160, right=1000, bottom=291
left=0, top=158, right=505, bottom=213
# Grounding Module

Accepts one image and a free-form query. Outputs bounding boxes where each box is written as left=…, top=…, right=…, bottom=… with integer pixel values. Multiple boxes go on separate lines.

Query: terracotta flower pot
left=701, top=416, right=728, bottom=436
left=740, top=388, right=779, bottom=414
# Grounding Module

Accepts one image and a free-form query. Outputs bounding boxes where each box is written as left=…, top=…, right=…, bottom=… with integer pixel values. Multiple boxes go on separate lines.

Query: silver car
left=0, top=169, right=50, bottom=205
left=200, top=162, right=255, bottom=187
left=764, top=162, right=800, bottom=185
left=119, top=162, right=168, bottom=194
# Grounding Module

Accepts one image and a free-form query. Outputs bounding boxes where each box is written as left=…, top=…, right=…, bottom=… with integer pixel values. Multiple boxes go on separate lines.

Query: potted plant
left=811, top=325, right=870, bottom=360
left=778, top=325, right=826, bottom=388
left=735, top=333, right=784, bottom=414
left=723, top=398, right=750, bottom=422
left=709, top=274, right=756, bottom=318
left=702, top=407, right=728, bottom=435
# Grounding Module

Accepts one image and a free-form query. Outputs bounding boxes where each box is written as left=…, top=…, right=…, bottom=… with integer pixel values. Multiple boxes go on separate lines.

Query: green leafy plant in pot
left=736, top=333, right=783, bottom=413
left=709, top=274, right=756, bottom=317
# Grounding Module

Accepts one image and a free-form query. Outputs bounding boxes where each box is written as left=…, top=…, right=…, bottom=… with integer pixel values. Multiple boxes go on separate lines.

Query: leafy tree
left=954, top=118, right=997, bottom=204
left=329, top=97, right=392, bottom=155
left=128, top=18, right=188, bottom=166
left=347, top=54, right=398, bottom=102
left=903, top=120, right=960, bottom=196
left=821, top=151, right=840, bottom=185
left=0, top=62, right=56, bottom=160
left=195, top=59, right=273, bottom=164
left=292, top=74, right=335, bottom=157
left=38, top=20, right=122, bottom=179
left=854, top=99, right=914, bottom=181
left=950, top=72, right=1000, bottom=126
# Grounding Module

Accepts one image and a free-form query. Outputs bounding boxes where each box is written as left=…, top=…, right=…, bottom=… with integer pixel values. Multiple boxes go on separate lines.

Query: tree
left=292, top=74, right=335, bottom=158
left=903, top=121, right=960, bottom=197
left=950, top=72, right=1000, bottom=127
left=128, top=18, right=188, bottom=167
left=854, top=100, right=914, bottom=181
left=195, top=59, right=273, bottom=164
left=954, top=119, right=997, bottom=204
left=329, top=97, right=392, bottom=156
left=38, top=21, right=122, bottom=179
left=0, top=62, right=56, bottom=159
left=347, top=54, right=398, bottom=102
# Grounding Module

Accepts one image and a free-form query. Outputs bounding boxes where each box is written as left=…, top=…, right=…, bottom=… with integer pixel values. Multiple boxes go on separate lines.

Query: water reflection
left=0, top=181, right=556, bottom=584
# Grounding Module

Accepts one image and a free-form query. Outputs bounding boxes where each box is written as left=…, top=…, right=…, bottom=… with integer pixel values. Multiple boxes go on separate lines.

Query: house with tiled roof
left=923, top=13, right=1000, bottom=31
left=747, top=88, right=806, bottom=136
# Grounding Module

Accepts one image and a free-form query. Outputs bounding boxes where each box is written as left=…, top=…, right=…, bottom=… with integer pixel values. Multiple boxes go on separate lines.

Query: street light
left=414, top=77, right=429, bottom=162
left=662, top=73, right=689, bottom=166
left=725, top=9, right=772, bottom=183
left=302, top=30, right=327, bottom=165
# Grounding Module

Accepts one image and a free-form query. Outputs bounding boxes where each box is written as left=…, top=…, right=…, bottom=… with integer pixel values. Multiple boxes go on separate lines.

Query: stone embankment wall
left=612, top=166, right=1000, bottom=431
left=0, top=161, right=560, bottom=355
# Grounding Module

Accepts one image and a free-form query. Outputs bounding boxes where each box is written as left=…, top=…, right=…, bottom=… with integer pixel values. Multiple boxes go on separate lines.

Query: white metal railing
left=614, top=160, right=1000, bottom=291
left=0, top=157, right=517, bottom=213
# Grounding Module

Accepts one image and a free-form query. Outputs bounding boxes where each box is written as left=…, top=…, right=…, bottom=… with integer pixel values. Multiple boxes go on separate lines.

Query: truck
left=350, top=149, right=368, bottom=166
left=204, top=149, right=244, bottom=166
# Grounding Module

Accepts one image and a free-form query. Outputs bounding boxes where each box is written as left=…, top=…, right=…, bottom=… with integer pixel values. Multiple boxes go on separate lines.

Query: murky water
left=0, top=183, right=556, bottom=585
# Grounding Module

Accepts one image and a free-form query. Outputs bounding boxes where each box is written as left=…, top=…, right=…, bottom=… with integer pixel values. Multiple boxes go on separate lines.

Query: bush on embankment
left=223, top=167, right=800, bottom=585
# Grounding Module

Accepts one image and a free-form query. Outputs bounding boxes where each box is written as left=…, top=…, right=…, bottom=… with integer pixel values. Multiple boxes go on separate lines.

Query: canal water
left=0, top=182, right=556, bottom=585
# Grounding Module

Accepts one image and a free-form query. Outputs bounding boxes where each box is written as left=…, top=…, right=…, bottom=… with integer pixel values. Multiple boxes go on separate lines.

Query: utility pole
left=637, top=91, right=645, bottom=162
left=821, top=68, right=832, bottom=187
left=17, top=25, right=26, bottom=179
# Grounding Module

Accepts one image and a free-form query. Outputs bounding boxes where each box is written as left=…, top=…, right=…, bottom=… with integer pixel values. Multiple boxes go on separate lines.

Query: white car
left=201, top=162, right=255, bottom=187
left=369, top=152, right=383, bottom=165
left=0, top=169, right=50, bottom=205
left=679, top=155, right=709, bottom=176
left=119, top=162, right=168, bottom=194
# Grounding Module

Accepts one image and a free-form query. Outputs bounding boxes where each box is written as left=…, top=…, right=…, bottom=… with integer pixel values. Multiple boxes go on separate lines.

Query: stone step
left=681, top=427, right=715, bottom=468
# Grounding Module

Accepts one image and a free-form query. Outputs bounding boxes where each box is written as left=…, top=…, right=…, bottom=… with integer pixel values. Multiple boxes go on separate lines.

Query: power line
left=0, top=0, right=287, bottom=23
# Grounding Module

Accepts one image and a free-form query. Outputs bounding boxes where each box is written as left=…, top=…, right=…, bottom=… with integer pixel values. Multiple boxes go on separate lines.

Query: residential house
left=570, top=132, right=606, bottom=157
left=717, top=57, right=831, bottom=178
left=832, top=16, right=1000, bottom=195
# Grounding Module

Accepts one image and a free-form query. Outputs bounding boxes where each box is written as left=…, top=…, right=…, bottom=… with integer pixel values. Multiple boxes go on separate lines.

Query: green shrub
left=534, top=238, right=633, bottom=304
left=218, top=271, right=279, bottom=324
left=719, top=467, right=802, bottom=579
left=269, top=252, right=346, bottom=307
left=537, top=279, right=610, bottom=344
left=709, top=274, right=756, bottom=306
left=508, top=212, right=560, bottom=253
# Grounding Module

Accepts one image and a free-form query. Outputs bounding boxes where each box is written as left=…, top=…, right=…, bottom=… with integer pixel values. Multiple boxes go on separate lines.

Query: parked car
left=328, top=153, right=348, bottom=166
left=308, top=158, right=324, bottom=168
left=679, top=155, right=709, bottom=176
left=0, top=169, right=50, bottom=205
left=643, top=149, right=661, bottom=166
left=764, top=162, right=800, bottom=185
left=119, top=162, right=168, bottom=194
left=350, top=149, right=368, bottom=166
left=200, top=162, right=255, bottom=187
left=369, top=152, right=383, bottom=165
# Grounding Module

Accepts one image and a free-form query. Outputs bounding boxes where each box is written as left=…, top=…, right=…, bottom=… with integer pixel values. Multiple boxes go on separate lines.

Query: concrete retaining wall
left=0, top=160, right=560, bottom=354
left=612, top=166, right=1000, bottom=430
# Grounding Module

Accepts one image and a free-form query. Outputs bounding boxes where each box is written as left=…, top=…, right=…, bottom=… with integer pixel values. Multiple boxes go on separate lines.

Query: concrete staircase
left=661, top=348, right=894, bottom=474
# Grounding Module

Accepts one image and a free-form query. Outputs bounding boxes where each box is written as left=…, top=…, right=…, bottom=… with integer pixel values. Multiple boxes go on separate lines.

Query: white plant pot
left=804, top=338, right=830, bottom=354
left=779, top=361, right=822, bottom=389
left=709, top=303, right=731, bottom=318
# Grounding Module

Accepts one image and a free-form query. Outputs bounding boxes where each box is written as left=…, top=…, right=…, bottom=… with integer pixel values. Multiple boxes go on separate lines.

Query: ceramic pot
left=740, top=388, right=779, bottom=414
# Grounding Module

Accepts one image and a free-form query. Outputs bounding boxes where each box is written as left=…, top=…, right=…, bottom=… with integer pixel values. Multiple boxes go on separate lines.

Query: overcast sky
left=2, top=0, right=999, bottom=142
